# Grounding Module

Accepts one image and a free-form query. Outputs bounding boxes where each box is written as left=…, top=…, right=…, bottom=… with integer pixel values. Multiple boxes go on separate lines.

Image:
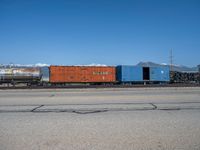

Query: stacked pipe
left=170, top=71, right=200, bottom=83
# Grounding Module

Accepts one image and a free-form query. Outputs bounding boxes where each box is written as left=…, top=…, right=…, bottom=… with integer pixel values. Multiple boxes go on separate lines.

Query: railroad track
left=0, top=83, right=199, bottom=89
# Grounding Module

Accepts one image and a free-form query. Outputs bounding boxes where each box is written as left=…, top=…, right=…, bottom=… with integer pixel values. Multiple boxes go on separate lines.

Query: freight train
left=0, top=65, right=172, bottom=86
left=1, top=65, right=199, bottom=86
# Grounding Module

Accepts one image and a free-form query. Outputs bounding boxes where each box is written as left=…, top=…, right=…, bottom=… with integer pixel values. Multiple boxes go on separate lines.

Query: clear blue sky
left=0, top=0, right=200, bottom=66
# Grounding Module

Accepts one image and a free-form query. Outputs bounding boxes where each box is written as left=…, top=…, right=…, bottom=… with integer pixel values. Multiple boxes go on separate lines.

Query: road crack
left=150, top=103, right=157, bottom=110
left=72, top=110, right=108, bottom=114
left=31, top=105, right=44, bottom=112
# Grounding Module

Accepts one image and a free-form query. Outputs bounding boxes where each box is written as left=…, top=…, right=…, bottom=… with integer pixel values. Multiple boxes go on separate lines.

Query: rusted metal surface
left=0, top=67, right=41, bottom=83
left=50, top=66, right=116, bottom=83
left=12, top=68, right=40, bottom=76
left=0, top=68, right=13, bottom=75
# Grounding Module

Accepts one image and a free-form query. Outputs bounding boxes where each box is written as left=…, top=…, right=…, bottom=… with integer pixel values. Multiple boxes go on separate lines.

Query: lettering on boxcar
left=93, top=72, right=110, bottom=75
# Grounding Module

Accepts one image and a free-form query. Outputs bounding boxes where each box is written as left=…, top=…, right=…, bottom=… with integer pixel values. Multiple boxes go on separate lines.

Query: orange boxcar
left=49, top=66, right=116, bottom=83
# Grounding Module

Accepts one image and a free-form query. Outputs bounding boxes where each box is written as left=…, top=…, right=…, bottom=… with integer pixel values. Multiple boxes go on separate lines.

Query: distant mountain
left=0, top=63, right=49, bottom=68
left=0, top=62, right=199, bottom=72
left=136, top=61, right=198, bottom=72
left=137, top=62, right=164, bottom=67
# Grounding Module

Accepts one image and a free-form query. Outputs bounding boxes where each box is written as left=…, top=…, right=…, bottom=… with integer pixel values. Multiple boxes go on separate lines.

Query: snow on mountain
left=0, top=63, right=107, bottom=67
left=161, top=63, right=168, bottom=65
left=0, top=63, right=50, bottom=68
left=83, top=63, right=107, bottom=66
left=74, top=63, right=107, bottom=66
left=34, top=63, right=50, bottom=67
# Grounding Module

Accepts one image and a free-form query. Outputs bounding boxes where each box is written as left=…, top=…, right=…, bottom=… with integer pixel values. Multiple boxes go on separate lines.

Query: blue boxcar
left=116, top=65, right=143, bottom=82
left=150, top=66, right=170, bottom=82
left=117, top=65, right=170, bottom=82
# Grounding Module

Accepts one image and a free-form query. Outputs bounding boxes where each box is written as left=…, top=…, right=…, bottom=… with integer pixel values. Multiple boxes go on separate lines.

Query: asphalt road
left=0, top=87, right=200, bottom=150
